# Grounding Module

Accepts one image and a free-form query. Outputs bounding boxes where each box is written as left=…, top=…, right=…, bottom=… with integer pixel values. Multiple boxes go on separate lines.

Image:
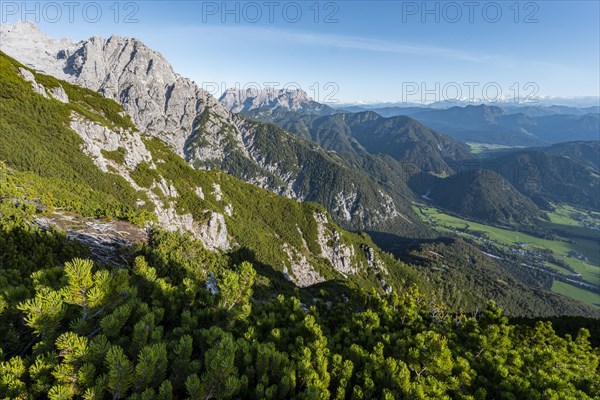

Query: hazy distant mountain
left=332, top=103, right=599, bottom=147
left=400, top=105, right=544, bottom=146
left=334, top=96, right=600, bottom=111
left=530, top=113, right=599, bottom=143
left=543, top=141, right=600, bottom=170
left=492, top=150, right=600, bottom=209
left=412, top=169, right=543, bottom=226
left=502, top=105, right=600, bottom=117
left=220, top=87, right=336, bottom=115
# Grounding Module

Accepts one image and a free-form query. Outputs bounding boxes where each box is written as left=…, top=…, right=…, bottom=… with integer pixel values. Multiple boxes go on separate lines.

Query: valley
left=413, top=204, right=600, bottom=308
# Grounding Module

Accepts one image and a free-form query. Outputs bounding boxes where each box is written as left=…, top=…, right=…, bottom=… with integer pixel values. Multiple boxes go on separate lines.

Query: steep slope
left=246, top=108, right=364, bottom=154
left=0, top=22, right=426, bottom=240
left=1, top=52, right=598, bottom=319
left=344, top=112, right=472, bottom=174
left=404, top=238, right=598, bottom=316
left=0, top=52, right=424, bottom=294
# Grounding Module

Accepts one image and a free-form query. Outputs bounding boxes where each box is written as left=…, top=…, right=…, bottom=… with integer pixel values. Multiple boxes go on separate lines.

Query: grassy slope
left=552, top=281, right=600, bottom=309
left=0, top=52, right=153, bottom=222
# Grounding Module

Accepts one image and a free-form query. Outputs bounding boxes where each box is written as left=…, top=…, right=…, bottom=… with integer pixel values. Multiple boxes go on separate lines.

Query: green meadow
left=414, top=204, right=600, bottom=305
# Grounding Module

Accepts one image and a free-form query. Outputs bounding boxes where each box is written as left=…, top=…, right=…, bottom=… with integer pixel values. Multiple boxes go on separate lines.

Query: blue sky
left=3, top=1, right=599, bottom=103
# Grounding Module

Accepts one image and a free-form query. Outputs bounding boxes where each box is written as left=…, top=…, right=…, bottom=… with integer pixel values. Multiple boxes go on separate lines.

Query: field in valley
left=414, top=204, right=600, bottom=308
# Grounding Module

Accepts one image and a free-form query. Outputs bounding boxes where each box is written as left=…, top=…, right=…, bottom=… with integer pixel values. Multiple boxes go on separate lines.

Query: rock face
left=34, top=212, right=148, bottom=266
left=0, top=22, right=412, bottom=238
left=364, top=246, right=392, bottom=294
left=198, top=212, right=230, bottom=251
left=219, top=87, right=335, bottom=115
left=315, top=213, right=356, bottom=277
left=19, top=67, right=49, bottom=98
left=282, top=244, right=325, bottom=287
left=70, top=113, right=153, bottom=172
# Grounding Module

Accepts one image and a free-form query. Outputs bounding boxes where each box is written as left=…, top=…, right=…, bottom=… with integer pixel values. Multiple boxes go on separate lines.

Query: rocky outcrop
left=34, top=212, right=148, bottom=266
left=19, top=67, right=48, bottom=98
left=315, top=213, right=356, bottom=277
left=67, top=112, right=230, bottom=250
left=364, top=246, right=392, bottom=294
left=334, top=190, right=361, bottom=222
left=70, top=113, right=153, bottom=172
left=50, top=85, right=69, bottom=103
left=198, top=212, right=230, bottom=251
left=282, top=244, right=325, bottom=287
left=19, top=66, right=71, bottom=103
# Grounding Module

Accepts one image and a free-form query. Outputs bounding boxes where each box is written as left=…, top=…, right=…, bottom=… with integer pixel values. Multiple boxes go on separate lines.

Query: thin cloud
left=181, top=25, right=502, bottom=63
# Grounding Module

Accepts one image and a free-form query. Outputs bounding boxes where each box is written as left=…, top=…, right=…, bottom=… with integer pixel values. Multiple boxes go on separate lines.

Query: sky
left=2, top=0, right=599, bottom=103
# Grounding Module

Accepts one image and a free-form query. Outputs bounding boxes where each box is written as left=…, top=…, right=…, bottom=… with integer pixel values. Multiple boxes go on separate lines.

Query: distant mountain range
left=334, top=97, right=600, bottom=110
left=229, top=89, right=599, bottom=225
left=384, top=105, right=599, bottom=146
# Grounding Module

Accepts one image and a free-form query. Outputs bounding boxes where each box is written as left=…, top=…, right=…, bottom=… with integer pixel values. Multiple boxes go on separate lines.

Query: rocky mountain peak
left=219, top=87, right=316, bottom=113
left=1, top=22, right=230, bottom=153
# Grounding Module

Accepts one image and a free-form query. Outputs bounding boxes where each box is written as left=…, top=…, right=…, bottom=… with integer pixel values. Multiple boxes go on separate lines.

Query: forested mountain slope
left=244, top=108, right=472, bottom=177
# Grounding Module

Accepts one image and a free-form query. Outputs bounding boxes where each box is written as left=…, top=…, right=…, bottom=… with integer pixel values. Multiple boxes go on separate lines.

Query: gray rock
left=282, top=243, right=325, bottom=287
left=69, top=113, right=153, bottom=172
left=220, top=87, right=324, bottom=114
left=50, top=85, right=69, bottom=103
left=314, top=212, right=356, bottom=277
left=19, top=67, right=48, bottom=98
left=198, top=212, right=230, bottom=251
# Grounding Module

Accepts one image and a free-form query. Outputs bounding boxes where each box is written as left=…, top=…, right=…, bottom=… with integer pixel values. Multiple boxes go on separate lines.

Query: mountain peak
left=220, top=87, right=318, bottom=113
